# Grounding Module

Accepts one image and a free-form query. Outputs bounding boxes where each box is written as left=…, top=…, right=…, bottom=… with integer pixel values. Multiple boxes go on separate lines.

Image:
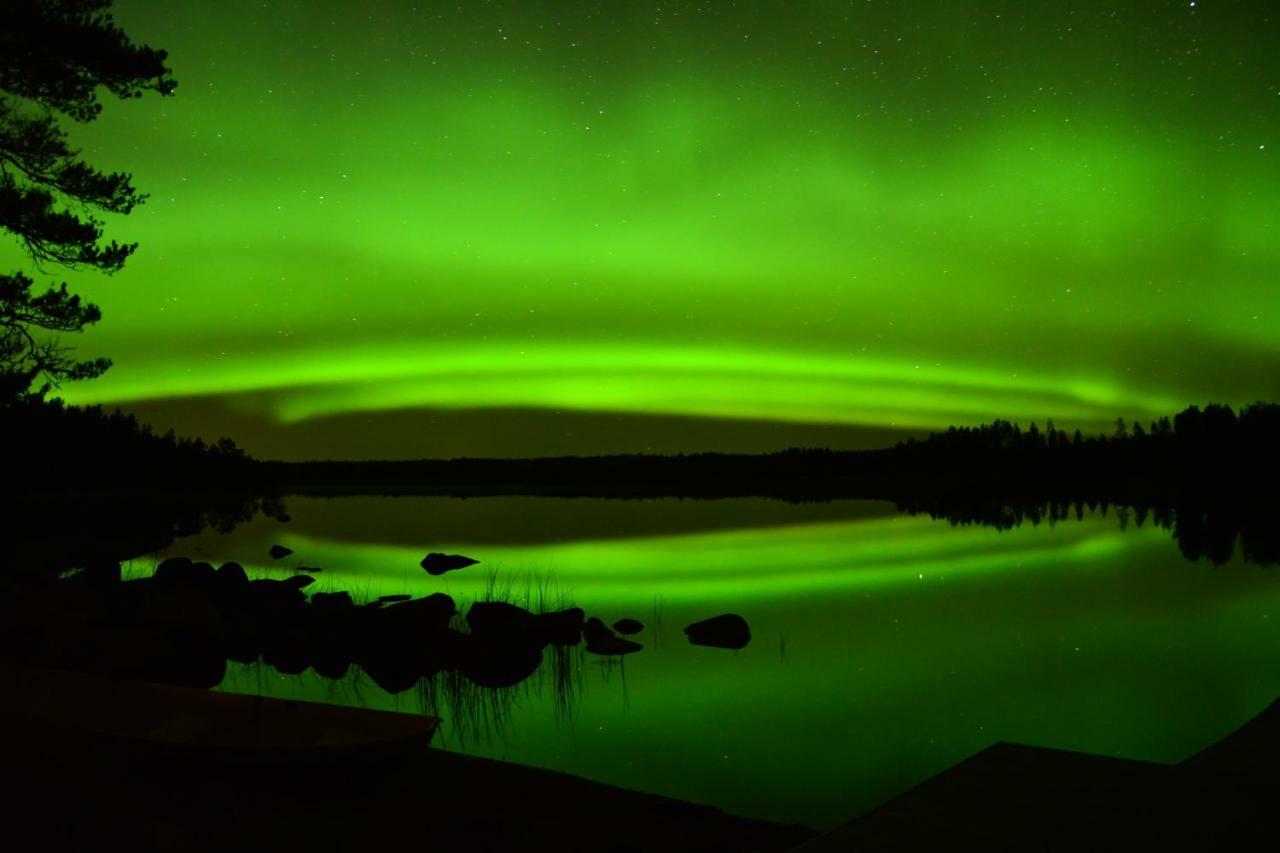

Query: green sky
left=5, top=0, right=1278, bottom=457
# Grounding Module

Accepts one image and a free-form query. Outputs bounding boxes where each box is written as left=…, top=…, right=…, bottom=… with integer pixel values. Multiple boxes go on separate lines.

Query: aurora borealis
left=6, top=0, right=1279, bottom=457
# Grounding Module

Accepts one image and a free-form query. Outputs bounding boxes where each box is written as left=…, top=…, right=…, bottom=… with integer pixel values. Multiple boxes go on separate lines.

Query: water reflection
left=895, top=495, right=1279, bottom=566
left=141, top=494, right=1280, bottom=828
left=8, top=492, right=1280, bottom=830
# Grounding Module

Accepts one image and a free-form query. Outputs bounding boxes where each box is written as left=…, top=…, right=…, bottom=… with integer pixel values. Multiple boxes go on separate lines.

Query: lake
left=148, top=494, right=1280, bottom=829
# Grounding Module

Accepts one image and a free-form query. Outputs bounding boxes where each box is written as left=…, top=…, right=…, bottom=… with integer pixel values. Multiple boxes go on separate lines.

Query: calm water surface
left=153, top=495, right=1280, bottom=829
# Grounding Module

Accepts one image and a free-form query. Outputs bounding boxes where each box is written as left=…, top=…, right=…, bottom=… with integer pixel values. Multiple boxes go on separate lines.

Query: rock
left=311, top=591, right=354, bottom=612
left=419, top=552, right=479, bottom=575
left=139, top=587, right=222, bottom=631
left=458, top=636, right=544, bottom=688
left=378, top=594, right=412, bottom=603
left=216, top=562, right=249, bottom=585
left=583, top=617, right=612, bottom=644
left=268, top=544, right=293, bottom=560
left=535, top=607, right=585, bottom=646
left=684, top=613, right=751, bottom=650
left=358, top=658, right=420, bottom=694
left=154, top=556, right=193, bottom=578
left=281, top=575, right=315, bottom=590
left=386, top=593, right=457, bottom=628
left=154, top=557, right=216, bottom=589
left=581, top=617, right=643, bottom=655
left=613, top=618, right=644, bottom=635
left=586, top=635, right=643, bottom=656
left=263, top=645, right=310, bottom=675
left=246, top=578, right=307, bottom=611
left=210, top=562, right=250, bottom=613
left=466, top=601, right=537, bottom=638
left=297, top=565, right=323, bottom=573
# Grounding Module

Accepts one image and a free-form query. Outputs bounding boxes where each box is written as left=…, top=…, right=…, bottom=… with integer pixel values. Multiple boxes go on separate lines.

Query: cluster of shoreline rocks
left=5, top=552, right=751, bottom=694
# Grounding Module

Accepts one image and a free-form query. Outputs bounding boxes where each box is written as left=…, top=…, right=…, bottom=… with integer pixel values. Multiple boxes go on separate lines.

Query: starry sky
left=5, top=0, right=1278, bottom=458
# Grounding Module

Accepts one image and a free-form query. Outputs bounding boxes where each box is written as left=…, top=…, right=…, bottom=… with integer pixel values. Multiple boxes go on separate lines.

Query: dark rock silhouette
left=154, top=556, right=194, bottom=581
left=685, top=614, right=751, bottom=650
left=378, top=594, right=411, bottom=603
left=467, top=601, right=537, bottom=638
left=268, top=544, right=293, bottom=560
left=613, top=618, right=644, bottom=635
left=311, top=591, right=354, bottom=612
left=458, top=635, right=545, bottom=688
left=420, top=552, right=479, bottom=575
left=385, top=593, right=457, bottom=627
left=216, top=562, right=248, bottom=585
left=583, top=617, right=642, bottom=656
left=536, top=607, right=586, bottom=646
left=298, top=565, right=323, bottom=573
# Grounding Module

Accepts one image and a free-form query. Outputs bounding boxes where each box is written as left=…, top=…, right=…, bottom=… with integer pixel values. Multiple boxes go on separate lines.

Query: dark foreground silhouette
left=804, top=691, right=1280, bottom=852
left=0, top=660, right=810, bottom=853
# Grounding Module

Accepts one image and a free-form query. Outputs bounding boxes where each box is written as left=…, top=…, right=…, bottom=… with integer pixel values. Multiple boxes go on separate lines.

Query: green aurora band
left=4, top=1, right=1278, bottom=455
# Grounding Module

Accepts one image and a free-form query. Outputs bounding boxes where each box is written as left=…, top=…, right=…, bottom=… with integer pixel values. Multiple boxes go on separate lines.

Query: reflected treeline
left=891, top=404, right=1280, bottom=567
left=0, top=490, right=286, bottom=578
left=896, top=495, right=1279, bottom=567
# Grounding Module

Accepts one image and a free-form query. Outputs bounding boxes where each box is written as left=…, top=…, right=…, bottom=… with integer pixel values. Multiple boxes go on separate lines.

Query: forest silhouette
left=4, top=394, right=1278, bottom=572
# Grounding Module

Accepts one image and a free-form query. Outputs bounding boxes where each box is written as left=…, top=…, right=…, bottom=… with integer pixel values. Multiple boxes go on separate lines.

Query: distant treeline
left=3, top=397, right=1277, bottom=499
left=274, top=403, right=1280, bottom=501
left=892, top=402, right=1280, bottom=488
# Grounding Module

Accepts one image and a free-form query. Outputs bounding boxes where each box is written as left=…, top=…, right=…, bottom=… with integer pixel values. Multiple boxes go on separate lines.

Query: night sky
left=5, top=0, right=1278, bottom=458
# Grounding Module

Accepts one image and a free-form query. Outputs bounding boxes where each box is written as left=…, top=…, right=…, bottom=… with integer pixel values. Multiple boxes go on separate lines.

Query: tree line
left=892, top=402, right=1280, bottom=487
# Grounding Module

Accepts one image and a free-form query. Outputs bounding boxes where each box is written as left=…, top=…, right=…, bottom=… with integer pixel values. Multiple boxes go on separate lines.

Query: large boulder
left=385, top=593, right=457, bottom=630
left=684, top=613, right=751, bottom=650
left=613, top=618, right=644, bottom=635
left=535, top=607, right=585, bottom=646
left=139, top=586, right=222, bottom=632
left=154, top=556, right=193, bottom=577
left=245, top=578, right=307, bottom=615
left=154, top=557, right=216, bottom=589
left=311, top=591, right=354, bottom=613
left=466, top=601, right=536, bottom=638
left=419, top=552, right=479, bottom=575
left=216, top=562, right=249, bottom=585
left=457, top=634, right=544, bottom=688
